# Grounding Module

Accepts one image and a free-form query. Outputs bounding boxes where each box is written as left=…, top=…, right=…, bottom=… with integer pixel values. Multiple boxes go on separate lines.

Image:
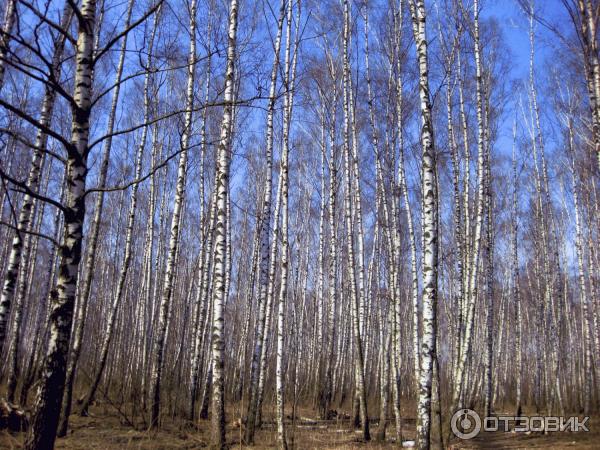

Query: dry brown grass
left=0, top=404, right=596, bottom=449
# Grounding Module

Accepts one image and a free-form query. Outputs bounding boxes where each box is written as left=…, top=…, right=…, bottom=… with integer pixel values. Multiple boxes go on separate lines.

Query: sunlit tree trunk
left=59, top=0, right=140, bottom=432
left=77, top=22, right=148, bottom=423
left=453, top=0, right=487, bottom=411
left=567, top=117, right=593, bottom=414
left=210, top=0, right=238, bottom=444
left=407, top=0, right=438, bottom=448
left=342, top=0, right=369, bottom=440
left=138, top=117, right=161, bottom=413
left=395, top=22, right=421, bottom=391
left=24, top=0, right=96, bottom=447
left=314, top=103, right=326, bottom=400
left=511, top=121, right=523, bottom=417
left=275, top=1, right=299, bottom=446
left=0, top=0, right=16, bottom=90
left=149, top=0, right=196, bottom=427
left=245, top=0, right=285, bottom=441
left=575, top=0, right=600, bottom=172
left=187, top=8, right=214, bottom=423
left=483, top=134, right=494, bottom=418
left=189, top=190, right=217, bottom=421
left=5, top=197, right=37, bottom=401
left=455, top=48, right=471, bottom=389
left=318, top=69, right=339, bottom=419
left=0, top=4, right=73, bottom=362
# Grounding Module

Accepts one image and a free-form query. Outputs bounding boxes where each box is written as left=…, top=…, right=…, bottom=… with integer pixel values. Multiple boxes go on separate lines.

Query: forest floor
left=0, top=403, right=597, bottom=449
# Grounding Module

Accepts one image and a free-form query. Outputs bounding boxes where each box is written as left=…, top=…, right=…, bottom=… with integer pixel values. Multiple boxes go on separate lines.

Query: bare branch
left=93, top=0, right=164, bottom=65
left=0, top=220, right=60, bottom=246
left=0, top=98, right=72, bottom=150
left=0, top=167, right=66, bottom=213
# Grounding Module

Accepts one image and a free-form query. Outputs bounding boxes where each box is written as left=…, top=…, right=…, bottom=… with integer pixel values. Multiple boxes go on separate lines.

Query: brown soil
left=448, top=427, right=599, bottom=449
left=0, top=405, right=596, bottom=449
left=447, top=414, right=598, bottom=449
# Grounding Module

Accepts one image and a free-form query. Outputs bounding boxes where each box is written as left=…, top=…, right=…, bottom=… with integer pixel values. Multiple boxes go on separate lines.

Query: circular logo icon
left=451, top=408, right=481, bottom=440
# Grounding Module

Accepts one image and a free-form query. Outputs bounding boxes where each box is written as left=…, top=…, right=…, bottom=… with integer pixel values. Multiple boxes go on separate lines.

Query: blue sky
left=474, top=0, right=571, bottom=167
left=483, top=0, right=567, bottom=78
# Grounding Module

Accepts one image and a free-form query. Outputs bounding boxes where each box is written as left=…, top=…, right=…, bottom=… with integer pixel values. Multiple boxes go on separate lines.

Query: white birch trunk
left=407, top=0, right=438, bottom=448
left=211, top=0, right=238, bottom=444
left=61, top=0, right=140, bottom=431
left=149, top=0, right=196, bottom=427
left=0, top=4, right=73, bottom=360
left=512, top=122, right=522, bottom=417
left=453, top=0, right=488, bottom=410
left=0, top=0, right=16, bottom=90
left=567, top=117, right=593, bottom=414
left=244, top=1, right=285, bottom=440
left=24, top=0, right=96, bottom=447
left=342, top=0, right=369, bottom=440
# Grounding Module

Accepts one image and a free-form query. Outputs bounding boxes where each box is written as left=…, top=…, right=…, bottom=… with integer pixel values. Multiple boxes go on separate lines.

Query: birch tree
left=0, top=2, right=73, bottom=368
left=211, top=0, right=239, bottom=444
left=0, top=0, right=16, bottom=90
left=245, top=0, right=285, bottom=441
left=407, top=0, right=438, bottom=448
left=452, top=0, right=488, bottom=412
left=24, top=0, right=97, bottom=446
left=342, top=0, right=369, bottom=441
left=0, top=0, right=596, bottom=448
left=512, top=120, right=523, bottom=417
left=566, top=114, right=594, bottom=414
left=58, top=0, right=142, bottom=432
left=148, top=0, right=197, bottom=427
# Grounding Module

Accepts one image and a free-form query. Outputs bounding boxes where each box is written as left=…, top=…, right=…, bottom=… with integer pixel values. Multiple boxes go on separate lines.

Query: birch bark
left=0, top=3, right=73, bottom=362
left=512, top=122, right=522, bottom=417
left=275, top=2, right=297, bottom=447
left=25, top=0, right=96, bottom=447
left=342, top=0, right=369, bottom=440
left=567, top=117, right=594, bottom=414
left=60, top=0, right=139, bottom=431
left=0, top=0, right=16, bottom=90
left=407, top=0, right=438, bottom=448
left=453, top=0, right=488, bottom=410
left=148, top=0, right=196, bottom=427
left=211, top=0, right=238, bottom=444
left=245, top=1, right=285, bottom=440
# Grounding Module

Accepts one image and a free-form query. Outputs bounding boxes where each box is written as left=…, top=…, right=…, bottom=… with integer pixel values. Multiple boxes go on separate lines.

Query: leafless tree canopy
left=0, top=0, right=598, bottom=448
